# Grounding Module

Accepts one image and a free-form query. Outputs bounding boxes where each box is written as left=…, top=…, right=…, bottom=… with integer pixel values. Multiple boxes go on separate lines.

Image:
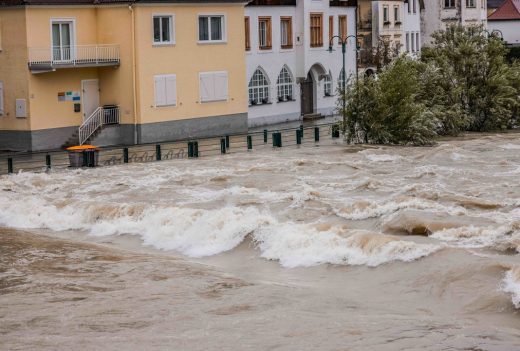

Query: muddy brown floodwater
left=1, top=134, right=520, bottom=350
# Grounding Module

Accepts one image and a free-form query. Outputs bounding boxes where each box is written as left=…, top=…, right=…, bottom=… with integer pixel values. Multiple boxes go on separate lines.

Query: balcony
left=28, top=44, right=120, bottom=74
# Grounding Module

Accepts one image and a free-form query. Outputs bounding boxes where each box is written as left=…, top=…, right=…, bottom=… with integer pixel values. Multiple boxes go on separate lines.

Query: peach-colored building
left=0, top=0, right=248, bottom=151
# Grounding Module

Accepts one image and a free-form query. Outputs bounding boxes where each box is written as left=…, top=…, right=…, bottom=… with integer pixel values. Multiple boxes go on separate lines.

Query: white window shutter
left=214, top=72, right=228, bottom=101
left=154, top=76, right=166, bottom=107
left=165, top=75, right=177, bottom=106
left=199, top=73, right=213, bottom=102
left=0, top=81, right=3, bottom=115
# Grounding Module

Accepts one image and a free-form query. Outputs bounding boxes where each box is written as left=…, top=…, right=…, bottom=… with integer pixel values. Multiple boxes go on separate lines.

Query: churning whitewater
left=1, top=133, right=520, bottom=350
left=1, top=134, right=520, bottom=310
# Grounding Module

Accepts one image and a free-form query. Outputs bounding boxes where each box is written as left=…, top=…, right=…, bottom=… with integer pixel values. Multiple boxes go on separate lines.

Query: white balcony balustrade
left=28, top=44, right=120, bottom=73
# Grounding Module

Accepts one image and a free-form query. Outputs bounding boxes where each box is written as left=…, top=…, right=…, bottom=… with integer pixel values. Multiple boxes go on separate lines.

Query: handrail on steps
left=78, top=106, right=119, bottom=145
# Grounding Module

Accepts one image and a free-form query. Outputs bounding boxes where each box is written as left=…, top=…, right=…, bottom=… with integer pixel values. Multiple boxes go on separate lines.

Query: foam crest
left=430, top=223, right=520, bottom=252
left=364, top=154, right=404, bottom=162
left=0, top=193, right=274, bottom=257
left=502, top=267, right=520, bottom=309
left=254, top=224, right=440, bottom=268
left=334, top=196, right=464, bottom=221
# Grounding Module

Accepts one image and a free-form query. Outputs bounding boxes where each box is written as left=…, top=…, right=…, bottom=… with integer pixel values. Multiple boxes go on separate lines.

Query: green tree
left=339, top=57, right=437, bottom=145
left=420, top=25, right=520, bottom=133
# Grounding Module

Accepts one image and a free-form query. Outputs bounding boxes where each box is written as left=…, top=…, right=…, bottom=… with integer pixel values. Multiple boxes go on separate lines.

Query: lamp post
left=328, top=34, right=361, bottom=138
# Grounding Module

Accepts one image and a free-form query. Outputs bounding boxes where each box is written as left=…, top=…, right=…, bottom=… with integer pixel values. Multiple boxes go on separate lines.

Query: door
left=301, top=72, right=314, bottom=115
left=82, top=79, right=99, bottom=121
left=52, top=21, right=73, bottom=61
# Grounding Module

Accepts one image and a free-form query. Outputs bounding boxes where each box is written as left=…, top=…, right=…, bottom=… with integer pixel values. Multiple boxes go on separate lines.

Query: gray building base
left=137, top=113, right=248, bottom=144
left=0, top=113, right=248, bottom=152
left=248, top=112, right=301, bottom=128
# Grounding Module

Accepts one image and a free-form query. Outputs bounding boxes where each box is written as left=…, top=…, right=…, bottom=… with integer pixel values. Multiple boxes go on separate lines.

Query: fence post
left=314, top=127, right=320, bottom=142
left=220, top=138, right=226, bottom=154
left=332, top=124, right=340, bottom=138
left=300, top=124, right=304, bottom=138
left=123, top=148, right=129, bottom=163
left=7, top=158, right=13, bottom=174
left=296, top=130, right=301, bottom=145
left=225, top=135, right=230, bottom=149
left=247, top=135, right=252, bottom=150
left=273, top=132, right=282, bottom=148
left=45, top=154, right=51, bottom=170
left=156, top=144, right=161, bottom=161
left=263, top=129, right=268, bottom=143
left=188, top=142, right=193, bottom=158
left=193, top=141, right=199, bottom=158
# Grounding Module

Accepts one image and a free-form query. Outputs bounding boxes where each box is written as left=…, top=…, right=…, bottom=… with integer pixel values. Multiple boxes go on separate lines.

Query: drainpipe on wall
left=129, top=4, right=138, bottom=145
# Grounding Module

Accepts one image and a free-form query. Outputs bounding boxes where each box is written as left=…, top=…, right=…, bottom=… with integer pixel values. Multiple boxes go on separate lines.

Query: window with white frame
left=199, top=15, right=225, bottom=42
left=248, top=68, right=270, bottom=105
left=416, top=32, right=420, bottom=52
left=324, top=72, right=332, bottom=96
left=411, top=32, right=415, bottom=52
left=0, top=81, right=4, bottom=115
left=153, top=15, right=174, bottom=44
left=406, top=32, right=410, bottom=52
left=466, top=0, right=475, bottom=7
left=276, top=66, right=293, bottom=101
left=394, top=6, right=400, bottom=23
left=154, top=74, right=177, bottom=107
left=383, top=6, right=389, bottom=23
left=444, top=0, right=455, bottom=8
left=200, top=71, right=228, bottom=103
left=338, top=68, right=346, bottom=92
left=413, top=0, right=417, bottom=13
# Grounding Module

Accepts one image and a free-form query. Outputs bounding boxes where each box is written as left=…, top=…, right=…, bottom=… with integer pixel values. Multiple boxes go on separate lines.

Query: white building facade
left=404, top=0, right=422, bottom=55
left=421, top=0, right=488, bottom=46
left=245, top=0, right=357, bottom=127
left=487, top=0, right=520, bottom=46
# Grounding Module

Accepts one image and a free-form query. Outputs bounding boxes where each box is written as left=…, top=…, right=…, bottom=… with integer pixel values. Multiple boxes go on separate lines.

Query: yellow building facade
left=0, top=0, right=248, bottom=151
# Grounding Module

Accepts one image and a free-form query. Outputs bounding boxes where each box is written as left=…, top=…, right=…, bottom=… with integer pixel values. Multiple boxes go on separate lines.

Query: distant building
left=244, top=0, right=357, bottom=126
left=487, top=0, right=506, bottom=15
left=488, top=0, right=520, bottom=46
left=421, top=0, right=488, bottom=46
left=357, top=0, right=422, bottom=75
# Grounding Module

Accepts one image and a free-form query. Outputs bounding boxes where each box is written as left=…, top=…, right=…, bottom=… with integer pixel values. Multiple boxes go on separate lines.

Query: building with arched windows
left=245, top=0, right=358, bottom=127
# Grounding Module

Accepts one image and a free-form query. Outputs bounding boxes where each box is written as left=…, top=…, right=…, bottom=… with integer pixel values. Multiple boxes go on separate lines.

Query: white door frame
left=81, top=79, right=100, bottom=122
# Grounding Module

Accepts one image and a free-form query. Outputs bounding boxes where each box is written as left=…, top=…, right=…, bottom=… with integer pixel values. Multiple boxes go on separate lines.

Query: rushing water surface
left=1, top=134, right=520, bottom=350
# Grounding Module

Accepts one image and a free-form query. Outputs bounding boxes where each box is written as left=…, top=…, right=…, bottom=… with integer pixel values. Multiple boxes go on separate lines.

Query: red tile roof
left=488, top=0, right=520, bottom=20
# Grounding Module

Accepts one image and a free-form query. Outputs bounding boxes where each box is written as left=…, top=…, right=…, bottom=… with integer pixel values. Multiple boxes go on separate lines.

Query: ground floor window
left=249, top=68, right=270, bottom=105
left=200, top=71, right=228, bottom=103
left=154, top=74, right=177, bottom=107
left=324, top=73, right=332, bottom=96
left=276, top=66, right=293, bottom=101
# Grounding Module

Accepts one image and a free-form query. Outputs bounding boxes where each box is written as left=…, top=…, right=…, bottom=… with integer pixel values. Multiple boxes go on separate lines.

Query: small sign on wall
left=58, top=91, right=81, bottom=102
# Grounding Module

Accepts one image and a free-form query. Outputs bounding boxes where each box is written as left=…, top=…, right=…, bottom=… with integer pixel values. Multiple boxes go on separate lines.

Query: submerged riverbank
left=1, top=133, right=519, bottom=350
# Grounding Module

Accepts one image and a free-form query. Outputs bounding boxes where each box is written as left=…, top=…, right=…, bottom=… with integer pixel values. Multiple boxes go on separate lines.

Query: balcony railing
left=28, top=44, right=120, bottom=73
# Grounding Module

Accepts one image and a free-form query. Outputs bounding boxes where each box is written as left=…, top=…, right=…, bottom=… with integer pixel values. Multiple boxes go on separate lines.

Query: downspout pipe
left=129, top=4, right=138, bottom=145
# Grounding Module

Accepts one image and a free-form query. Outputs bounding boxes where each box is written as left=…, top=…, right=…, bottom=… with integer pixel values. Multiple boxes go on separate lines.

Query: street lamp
left=328, top=34, right=361, bottom=138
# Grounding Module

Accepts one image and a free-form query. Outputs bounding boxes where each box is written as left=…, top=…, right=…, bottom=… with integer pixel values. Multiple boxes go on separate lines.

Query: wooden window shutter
left=281, top=17, right=293, bottom=49
left=165, top=75, right=177, bottom=106
left=310, top=13, right=323, bottom=47
left=245, top=17, right=250, bottom=51
left=329, top=15, right=333, bottom=44
left=154, top=76, right=166, bottom=107
left=339, top=15, right=347, bottom=40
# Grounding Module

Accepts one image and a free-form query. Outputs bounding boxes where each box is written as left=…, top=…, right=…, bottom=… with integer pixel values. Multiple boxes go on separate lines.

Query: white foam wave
left=430, top=223, right=520, bottom=251
left=364, top=154, right=404, bottom=162
left=254, top=224, right=440, bottom=268
left=0, top=196, right=274, bottom=257
left=334, top=197, right=465, bottom=221
left=499, top=143, right=520, bottom=150
left=502, top=268, right=520, bottom=309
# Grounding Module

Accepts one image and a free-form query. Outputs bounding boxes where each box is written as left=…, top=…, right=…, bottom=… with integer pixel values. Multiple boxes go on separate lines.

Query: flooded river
left=1, top=133, right=519, bottom=350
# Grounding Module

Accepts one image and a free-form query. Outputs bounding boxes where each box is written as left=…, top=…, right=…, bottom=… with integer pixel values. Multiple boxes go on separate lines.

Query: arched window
left=338, top=68, right=346, bottom=93
left=276, top=66, right=293, bottom=102
left=323, top=71, right=332, bottom=97
left=248, top=68, right=270, bottom=105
